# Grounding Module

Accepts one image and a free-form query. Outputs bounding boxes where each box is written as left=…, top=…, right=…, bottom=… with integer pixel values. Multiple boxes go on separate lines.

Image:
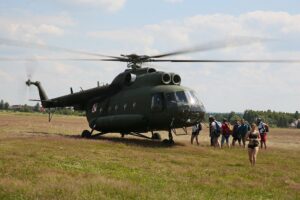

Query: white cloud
left=0, top=13, right=74, bottom=42
left=58, top=0, right=126, bottom=12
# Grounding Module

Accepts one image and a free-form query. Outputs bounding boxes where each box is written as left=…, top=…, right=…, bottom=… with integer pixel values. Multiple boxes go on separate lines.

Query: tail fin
left=26, top=79, right=49, bottom=104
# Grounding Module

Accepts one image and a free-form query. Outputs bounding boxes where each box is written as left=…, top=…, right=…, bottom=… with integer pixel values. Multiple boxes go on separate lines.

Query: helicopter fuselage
left=27, top=67, right=206, bottom=137
left=86, top=84, right=205, bottom=133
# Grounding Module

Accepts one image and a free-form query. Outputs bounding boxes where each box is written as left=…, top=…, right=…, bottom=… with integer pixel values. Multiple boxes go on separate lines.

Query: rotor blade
left=0, top=57, right=127, bottom=62
left=149, top=37, right=271, bottom=59
left=0, top=38, right=122, bottom=59
left=150, top=59, right=300, bottom=63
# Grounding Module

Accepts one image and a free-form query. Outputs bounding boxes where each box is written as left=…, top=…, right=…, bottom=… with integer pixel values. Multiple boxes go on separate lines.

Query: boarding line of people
left=190, top=116, right=269, bottom=166
left=208, top=116, right=268, bottom=149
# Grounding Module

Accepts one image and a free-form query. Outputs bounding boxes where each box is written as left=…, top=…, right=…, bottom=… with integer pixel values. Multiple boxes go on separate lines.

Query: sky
left=0, top=0, right=300, bottom=113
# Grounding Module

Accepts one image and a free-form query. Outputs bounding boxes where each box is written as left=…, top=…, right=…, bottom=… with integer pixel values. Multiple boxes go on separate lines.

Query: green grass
left=0, top=112, right=299, bottom=200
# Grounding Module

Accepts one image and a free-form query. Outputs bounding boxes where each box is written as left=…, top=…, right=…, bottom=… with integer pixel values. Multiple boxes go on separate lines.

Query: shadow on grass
left=27, top=131, right=185, bottom=148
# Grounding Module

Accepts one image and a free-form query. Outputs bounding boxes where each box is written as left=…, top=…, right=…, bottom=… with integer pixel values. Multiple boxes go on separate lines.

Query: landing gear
left=81, top=125, right=96, bottom=138
left=81, top=130, right=91, bottom=138
left=151, top=132, right=161, bottom=140
left=162, top=129, right=174, bottom=145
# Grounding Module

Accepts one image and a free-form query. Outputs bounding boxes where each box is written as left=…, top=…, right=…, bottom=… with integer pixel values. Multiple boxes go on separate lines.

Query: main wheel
left=152, top=132, right=161, bottom=140
left=81, top=130, right=91, bottom=138
left=162, top=139, right=175, bottom=145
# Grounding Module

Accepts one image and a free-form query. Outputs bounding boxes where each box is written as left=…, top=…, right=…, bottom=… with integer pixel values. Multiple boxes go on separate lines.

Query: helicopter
left=1, top=37, right=300, bottom=144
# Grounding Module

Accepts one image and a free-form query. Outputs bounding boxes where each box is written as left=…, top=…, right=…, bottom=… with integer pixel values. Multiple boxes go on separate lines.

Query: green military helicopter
left=1, top=37, right=299, bottom=144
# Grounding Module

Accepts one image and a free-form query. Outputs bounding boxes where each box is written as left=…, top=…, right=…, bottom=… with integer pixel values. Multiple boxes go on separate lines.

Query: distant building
left=10, top=105, right=34, bottom=111
left=289, top=119, right=300, bottom=128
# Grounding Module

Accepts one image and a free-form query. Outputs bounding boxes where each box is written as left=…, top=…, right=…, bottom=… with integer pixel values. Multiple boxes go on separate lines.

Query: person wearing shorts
left=246, top=123, right=260, bottom=166
left=221, top=118, right=231, bottom=148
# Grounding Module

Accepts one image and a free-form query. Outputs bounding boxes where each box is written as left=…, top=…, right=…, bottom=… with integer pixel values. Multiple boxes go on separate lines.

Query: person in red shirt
left=221, top=118, right=231, bottom=148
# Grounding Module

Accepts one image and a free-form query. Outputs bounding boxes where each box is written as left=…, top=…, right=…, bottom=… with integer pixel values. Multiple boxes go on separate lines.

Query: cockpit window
left=175, top=91, right=188, bottom=103
left=166, top=92, right=176, bottom=104
left=151, top=93, right=164, bottom=112
left=185, top=91, right=199, bottom=105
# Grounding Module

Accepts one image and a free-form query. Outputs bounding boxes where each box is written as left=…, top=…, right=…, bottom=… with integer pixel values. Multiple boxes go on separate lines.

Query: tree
left=0, top=99, right=4, bottom=109
left=4, top=102, right=9, bottom=110
left=34, top=103, right=40, bottom=112
left=295, top=111, right=299, bottom=119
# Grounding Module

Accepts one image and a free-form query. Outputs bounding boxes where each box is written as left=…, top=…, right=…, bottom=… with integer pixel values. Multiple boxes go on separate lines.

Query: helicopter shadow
left=27, top=131, right=185, bottom=148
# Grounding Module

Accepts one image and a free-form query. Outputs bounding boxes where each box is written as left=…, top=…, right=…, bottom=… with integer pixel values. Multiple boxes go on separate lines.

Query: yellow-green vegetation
left=0, top=112, right=299, bottom=200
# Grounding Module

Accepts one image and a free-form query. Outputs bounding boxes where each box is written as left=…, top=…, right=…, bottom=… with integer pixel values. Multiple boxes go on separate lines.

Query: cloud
left=58, top=0, right=126, bottom=12
left=0, top=13, right=74, bottom=42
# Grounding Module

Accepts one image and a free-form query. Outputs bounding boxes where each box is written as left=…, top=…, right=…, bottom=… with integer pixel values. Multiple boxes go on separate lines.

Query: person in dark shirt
left=238, top=119, right=250, bottom=148
left=231, top=120, right=241, bottom=147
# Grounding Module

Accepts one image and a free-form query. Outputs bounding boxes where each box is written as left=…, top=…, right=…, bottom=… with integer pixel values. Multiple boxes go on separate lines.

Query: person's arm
left=245, top=132, right=250, bottom=141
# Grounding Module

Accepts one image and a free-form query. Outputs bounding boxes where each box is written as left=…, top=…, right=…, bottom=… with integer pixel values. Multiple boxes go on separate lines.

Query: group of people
left=190, top=116, right=269, bottom=166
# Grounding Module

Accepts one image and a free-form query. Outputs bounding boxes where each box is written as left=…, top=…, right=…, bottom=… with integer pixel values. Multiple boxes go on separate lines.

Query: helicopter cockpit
left=151, top=90, right=205, bottom=124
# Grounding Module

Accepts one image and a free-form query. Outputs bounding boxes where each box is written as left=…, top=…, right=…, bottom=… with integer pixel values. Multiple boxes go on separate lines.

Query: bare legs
left=261, top=141, right=267, bottom=149
left=248, top=147, right=259, bottom=166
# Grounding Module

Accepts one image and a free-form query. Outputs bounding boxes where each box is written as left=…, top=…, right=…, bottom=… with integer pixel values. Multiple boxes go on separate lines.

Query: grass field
left=0, top=112, right=299, bottom=200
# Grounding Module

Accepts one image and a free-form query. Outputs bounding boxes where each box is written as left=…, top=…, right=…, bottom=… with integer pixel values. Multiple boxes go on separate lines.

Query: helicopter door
left=151, top=93, right=164, bottom=112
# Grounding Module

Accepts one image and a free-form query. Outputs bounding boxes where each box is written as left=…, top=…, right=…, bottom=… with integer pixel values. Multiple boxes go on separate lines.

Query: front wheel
left=152, top=132, right=161, bottom=140
left=81, top=130, right=91, bottom=138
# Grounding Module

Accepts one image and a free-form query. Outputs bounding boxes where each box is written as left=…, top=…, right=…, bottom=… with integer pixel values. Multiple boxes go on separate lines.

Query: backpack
left=198, top=123, right=202, bottom=132
left=214, top=121, right=222, bottom=137
left=265, top=124, right=269, bottom=133
left=192, top=125, right=198, bottom=133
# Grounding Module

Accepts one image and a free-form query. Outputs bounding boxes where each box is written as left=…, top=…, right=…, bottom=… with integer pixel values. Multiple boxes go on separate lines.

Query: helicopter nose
left=176, top=103, right=205, bottom=124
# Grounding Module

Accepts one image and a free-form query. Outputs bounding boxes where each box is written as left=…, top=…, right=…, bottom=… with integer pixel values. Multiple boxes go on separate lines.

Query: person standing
left=191, top=121, right=202, bottom=145
left=232, top=120, right=241, bottom=146
left=221, top=118, right=231, bottom=148
left=209, top=116, right=221, bottom=148
left=238, top=119, right=250, bottom=148
left=257, top=118, right=268, bottom=149
left=245, top=123, right=260, bottom=166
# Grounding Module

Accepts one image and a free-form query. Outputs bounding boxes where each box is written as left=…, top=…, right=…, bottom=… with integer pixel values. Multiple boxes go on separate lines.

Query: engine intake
left=172, top=74, right=181, bottom=85
left=161, top=73, right=171, bottom=84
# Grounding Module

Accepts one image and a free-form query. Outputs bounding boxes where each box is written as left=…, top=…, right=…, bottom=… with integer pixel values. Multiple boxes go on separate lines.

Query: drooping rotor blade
left=150, top=59, right=300, bottom=63
left=0, top=57, right=126, bottom=62
left=0, top=38, right=122, bottom=59
left=149, top=37, right=271, bottom=59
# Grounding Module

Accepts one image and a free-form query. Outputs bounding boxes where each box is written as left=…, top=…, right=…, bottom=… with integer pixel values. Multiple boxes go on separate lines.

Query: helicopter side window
left=175, top=91, right=188, bottom=103
left=151, top=93, right=164, bottom=112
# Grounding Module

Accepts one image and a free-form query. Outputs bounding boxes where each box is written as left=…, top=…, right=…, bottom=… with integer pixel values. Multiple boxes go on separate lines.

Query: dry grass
left=0, top=112, right=299, bottom=199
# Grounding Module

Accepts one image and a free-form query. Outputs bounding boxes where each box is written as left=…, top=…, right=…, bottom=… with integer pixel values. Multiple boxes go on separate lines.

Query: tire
left=81, top=130, right=91, bottom=138
left=162, top=139, right=174, bottom=145
left=152, top=132, right=161, bottom=140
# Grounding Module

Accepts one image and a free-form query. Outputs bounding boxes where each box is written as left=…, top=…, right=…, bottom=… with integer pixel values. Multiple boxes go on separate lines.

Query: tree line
left=0, top=99, right=84, bottom=116
left=206, top=110, right=300, bottom=128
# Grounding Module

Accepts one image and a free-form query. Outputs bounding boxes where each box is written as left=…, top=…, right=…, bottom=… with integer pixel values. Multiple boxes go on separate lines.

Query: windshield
left=175, top=91, right=188, bottom=103
left=166, top=90, right=204, bottom=105
left=186, top=90, right=202, bottom=105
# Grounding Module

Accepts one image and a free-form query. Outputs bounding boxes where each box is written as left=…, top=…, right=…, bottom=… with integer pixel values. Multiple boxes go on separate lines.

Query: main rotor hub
left=121, top=54, right=152, bottom=69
